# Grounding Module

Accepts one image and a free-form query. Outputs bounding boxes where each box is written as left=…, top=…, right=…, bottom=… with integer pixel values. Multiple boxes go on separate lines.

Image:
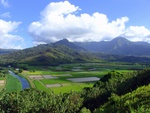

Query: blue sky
left=0, top=0, right=150, bottom=49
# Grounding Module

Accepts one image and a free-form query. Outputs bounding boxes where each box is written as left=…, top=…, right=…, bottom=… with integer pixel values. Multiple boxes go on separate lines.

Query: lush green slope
left=94, top=84, right=150, bottom=113
left=82, top=69, right=150, bottom=111
left=0, top=44, right=98, bottom=66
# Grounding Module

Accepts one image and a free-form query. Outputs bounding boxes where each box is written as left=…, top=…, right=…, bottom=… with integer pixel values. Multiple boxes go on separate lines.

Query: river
left=9, top=70, right=30, bottom=90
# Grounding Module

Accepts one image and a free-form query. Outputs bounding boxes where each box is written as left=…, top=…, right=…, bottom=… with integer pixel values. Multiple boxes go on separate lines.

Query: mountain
left=0, top=43, right=98, bottom=66
left=54, top=38, right=86, bottom=52
left=1, top=38, right=150, bottom=67
left=74, top=37, right=150, bottom=56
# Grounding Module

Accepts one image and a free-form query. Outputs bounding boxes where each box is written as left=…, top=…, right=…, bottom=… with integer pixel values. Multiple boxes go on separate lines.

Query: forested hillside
left=0, top=44, right=98, bottom=66
left=0, top=69, right=150, bottom=113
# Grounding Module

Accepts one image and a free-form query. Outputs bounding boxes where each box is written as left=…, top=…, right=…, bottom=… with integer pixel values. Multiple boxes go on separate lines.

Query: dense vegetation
left=0, top=44, right=98, bottom=67
left=0, top=69, right=150, bottom=112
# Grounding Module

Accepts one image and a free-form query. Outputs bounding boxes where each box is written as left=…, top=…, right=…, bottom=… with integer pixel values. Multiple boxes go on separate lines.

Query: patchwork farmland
left=20, top=62, right=146, bottom=94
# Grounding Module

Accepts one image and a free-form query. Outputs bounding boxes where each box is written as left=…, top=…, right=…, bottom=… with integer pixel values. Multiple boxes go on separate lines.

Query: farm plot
left=33, top=80, right=50, bottom=93
left=28, top=75, right=44, bottom=80
left=53, top=74, right=72, bottom=77
left=42, top=75, right=58, bottom=79
left=67, top=77, right=100, bottom=82
left=0, top=80, right=5, bottom=90
left=46, top=84, right=61, bottom=88
left=22, top=65, right=109, bottom=94
left=0, top=80, right=4, bottom=85
left=41, top=79, right=71, bottom=84
left=49, top=83, right=93, bottom=94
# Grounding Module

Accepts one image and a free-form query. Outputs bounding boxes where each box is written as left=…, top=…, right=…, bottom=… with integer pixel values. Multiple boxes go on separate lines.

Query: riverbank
left=9, top=70, right=30, bottom=90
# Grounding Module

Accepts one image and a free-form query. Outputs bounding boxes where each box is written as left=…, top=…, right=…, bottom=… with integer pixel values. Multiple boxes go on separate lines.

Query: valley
left=1, top=0, right=150, bottom=112
left=0, top=62, right=148, bottom=94
left=0, top=37, right=150, bottom=112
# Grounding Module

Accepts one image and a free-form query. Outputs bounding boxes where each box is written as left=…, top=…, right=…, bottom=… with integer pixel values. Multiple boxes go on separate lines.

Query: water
left=67, top=77, right=100, bottom=82
left=9, top=70, right=30, bottom=90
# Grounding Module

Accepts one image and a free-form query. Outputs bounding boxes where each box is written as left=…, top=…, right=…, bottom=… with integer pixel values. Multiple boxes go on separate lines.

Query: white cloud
left=123, top=26, right=150, bottom=42
left=0, top=19, right=24, bottom=49
left=0, top=12, right=11, bottom=18
left=29, top=1, right=150, bottom=44
left=0, top=0, right=9, bottom=7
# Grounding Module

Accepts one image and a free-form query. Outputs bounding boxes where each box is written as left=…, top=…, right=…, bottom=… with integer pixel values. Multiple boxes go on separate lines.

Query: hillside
left=0, top=43, right=98, bottom=66
left=74, top=37, right=150, bottom=56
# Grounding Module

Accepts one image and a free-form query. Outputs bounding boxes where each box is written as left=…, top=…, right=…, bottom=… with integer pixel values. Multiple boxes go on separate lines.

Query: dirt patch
left=55, top=74, right=72, bottom=77
left=42, top=75, right=58, bottom=79
left=0, top=80, right=5, bottom=86
left=61, top=83, right=70, bottom=86
left=46, top=84, right=61, bottom=88
left=67, top=77, right=100, bottom=82
left=28, top=75, right=44, bottom=80
left=0, top=80, right=5, bottom=84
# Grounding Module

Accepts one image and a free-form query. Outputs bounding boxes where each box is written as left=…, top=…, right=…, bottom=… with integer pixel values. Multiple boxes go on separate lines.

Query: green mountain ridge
left=1, top=38, right=150, bottom=67
left=0, top=43, right=98, bottom=66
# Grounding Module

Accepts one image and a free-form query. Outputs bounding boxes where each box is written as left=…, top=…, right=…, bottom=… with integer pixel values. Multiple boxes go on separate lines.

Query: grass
left=71, top=71, right=108, bottom=78
left=33, top=80, right=50, bottom=93
left=33, top=78, right=94, bottom=94
left=41, top=79, right=71, bottom=84
left=0, top=77, right=5, bottom=80
left=49, top=83, right=93, bottom=94
left=4, top=74, right=22, bottom=93
left=26, top=70, right=52, bottom=75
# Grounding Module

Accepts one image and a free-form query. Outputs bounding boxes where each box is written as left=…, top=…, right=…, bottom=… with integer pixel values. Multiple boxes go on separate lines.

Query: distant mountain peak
left=111, top=37, right=131, bottom=47
left=54, top=38, right=71, bottom=45
left=111, top=37, right=130, bottom=42
left=54, top=38, right=86, bottom=51
left=58, top=38, right=69, bottom=43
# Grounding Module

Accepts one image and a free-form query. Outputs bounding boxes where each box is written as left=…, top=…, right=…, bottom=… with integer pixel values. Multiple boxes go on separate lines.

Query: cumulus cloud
left=29, top=1, right=150, bottom=44
left=123, top=26, right=150, bottom=42
left=0, top=0, right=9, bottom=7
left=0, top=19, right=24, bottom=49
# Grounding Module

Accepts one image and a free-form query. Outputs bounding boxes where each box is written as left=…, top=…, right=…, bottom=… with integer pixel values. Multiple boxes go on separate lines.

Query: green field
left=33, top=80, right=51, bottom=93
left=41, top=79, right=71, bottom=84
left=49, top=83, right=93, bottom=94
left=4, top=74, right=22, bottom=93
left=0, top=77, right=5, bottom=80
left=1, top=62, right=148, bottom=94
left=19, top=62, right=149, bottom=94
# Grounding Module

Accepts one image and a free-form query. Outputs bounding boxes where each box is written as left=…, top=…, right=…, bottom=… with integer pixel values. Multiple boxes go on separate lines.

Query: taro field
left=21, top=62, right=149, bottom=94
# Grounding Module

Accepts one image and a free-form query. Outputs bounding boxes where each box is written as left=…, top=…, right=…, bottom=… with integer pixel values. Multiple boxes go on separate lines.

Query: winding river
left=9, top=70, right=30, bottom=90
